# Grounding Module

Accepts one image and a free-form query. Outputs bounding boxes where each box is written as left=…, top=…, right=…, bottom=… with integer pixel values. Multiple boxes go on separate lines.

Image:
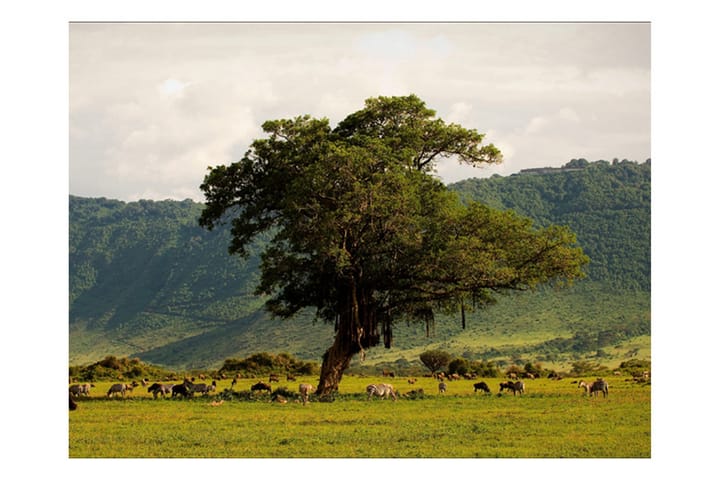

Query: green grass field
left=69, top=375, right=650, bottom=458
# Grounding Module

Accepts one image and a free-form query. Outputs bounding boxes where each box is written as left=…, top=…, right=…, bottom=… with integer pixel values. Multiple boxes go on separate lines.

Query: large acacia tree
left=199, top=95, right=588, bottom=395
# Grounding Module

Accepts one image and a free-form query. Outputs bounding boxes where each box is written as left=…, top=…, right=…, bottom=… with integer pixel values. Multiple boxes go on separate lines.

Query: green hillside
left=69, top=159, right=650, bottom=371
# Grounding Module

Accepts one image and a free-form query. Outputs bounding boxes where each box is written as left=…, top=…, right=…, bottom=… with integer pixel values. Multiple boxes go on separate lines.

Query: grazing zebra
left=69, top=383, right=92, bottom=397
left=499, top=381, right=525, bottom=395
left=148, top=383, right=174, bottom=399
left=578, top=380, right=592, bottom=395
left=590, top=378, right=609, bottom=398
left=366, top=383, right=397, bottom=401
left=190, top=381, right=216, bottom=396
left=473, top=381, right=490, bottom=394
left=299, top=383, right=315, bottom=405
left=438, top=382, right=447, bottom=393
left=107, top=383, right=132, bottom=397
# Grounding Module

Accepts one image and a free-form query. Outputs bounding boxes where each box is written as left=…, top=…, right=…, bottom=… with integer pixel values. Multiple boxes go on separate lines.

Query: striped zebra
left=107, top=383, right=132, bottom=397
left=69, top=383, right=92, bottom=397
left=148, top=383, right=174, bottom=399
left=366, top=383, right=397, bottom=401
left=578, top=380, right=592, bottom=395
left=299, top=383, right=315, bottom=405
left=190, top=381, right=216, bottom=396
left=589, top=378, right=609, bottom=398
left=499, top=381, right=525, bottom=395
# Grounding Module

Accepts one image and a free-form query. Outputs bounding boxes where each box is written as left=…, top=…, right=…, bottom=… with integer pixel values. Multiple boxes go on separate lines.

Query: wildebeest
left=268, top=374, right=280, bottom=383
left=171, top=384, right=191, bottom=398
left=251, top=382, right=272, bottom=394
left=286, top=374, right=297, bottom=382
left=299, top=383, right=315, bottom=405
left=148, top=383, right=174, bottom=399
left=438, top=382, right=447, bottom=393
left=499, top=381, right=525, bottom=395
left=107, top=383, right=132, bottom=397
left=69, top=383, right=92, bottom=397
left=589, top=378, right=609, bottom=398
left=366, top=383, right=397, bottom=401
left=473, top=381, right=490, bottom=394
left=69, top=394, right=78, bottom=411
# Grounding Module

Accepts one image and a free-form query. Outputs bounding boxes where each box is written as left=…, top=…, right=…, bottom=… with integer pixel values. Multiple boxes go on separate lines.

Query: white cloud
left=158, top=78, right=192, bottom=97
left=69, top=22, right=650, bottom=201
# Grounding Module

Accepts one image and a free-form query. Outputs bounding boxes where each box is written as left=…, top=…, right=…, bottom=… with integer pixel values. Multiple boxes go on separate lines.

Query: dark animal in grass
left=69, top=394, right=78, bottom=411
left=473, top=381, right=491, bottom=394
left=251, top=382, right=272, bottom=394
left=171, top=384, right=191, bottom=398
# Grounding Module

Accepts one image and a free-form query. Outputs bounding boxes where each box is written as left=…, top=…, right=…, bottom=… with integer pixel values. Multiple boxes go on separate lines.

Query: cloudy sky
left=69, top=22, right=650, bottom=202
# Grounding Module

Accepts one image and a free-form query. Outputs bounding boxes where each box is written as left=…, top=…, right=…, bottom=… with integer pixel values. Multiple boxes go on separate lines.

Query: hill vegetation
left=69, top=159, right=650, bottom=371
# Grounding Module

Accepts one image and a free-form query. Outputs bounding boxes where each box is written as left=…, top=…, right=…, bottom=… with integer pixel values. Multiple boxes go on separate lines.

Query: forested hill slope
left=452, top=159, right=651, bottom=290
left=69, top=159, right=650, bottom=369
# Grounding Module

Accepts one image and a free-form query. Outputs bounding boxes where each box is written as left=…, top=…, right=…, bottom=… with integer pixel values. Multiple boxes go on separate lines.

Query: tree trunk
left=315, top=279, right=379, bottom=397
left=316, top=334, right=359, bottom=396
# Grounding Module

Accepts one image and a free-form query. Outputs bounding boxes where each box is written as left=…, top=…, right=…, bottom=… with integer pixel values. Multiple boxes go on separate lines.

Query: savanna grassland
left=69, top=375, right=650, bottom=458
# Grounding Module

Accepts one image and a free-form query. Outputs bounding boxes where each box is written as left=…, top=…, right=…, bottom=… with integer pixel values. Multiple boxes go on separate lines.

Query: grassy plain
left=69, top=375, right=650, bottom=458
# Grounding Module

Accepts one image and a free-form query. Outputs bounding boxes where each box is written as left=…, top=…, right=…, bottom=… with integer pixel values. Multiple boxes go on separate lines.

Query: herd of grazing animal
left=69, top=372, right=614, bottom=410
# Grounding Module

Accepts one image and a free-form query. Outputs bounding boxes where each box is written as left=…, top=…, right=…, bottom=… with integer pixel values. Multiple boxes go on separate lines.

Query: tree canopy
left=419, top=350, right=452, bottom=374
left=199, top=94, right=588, bottom=394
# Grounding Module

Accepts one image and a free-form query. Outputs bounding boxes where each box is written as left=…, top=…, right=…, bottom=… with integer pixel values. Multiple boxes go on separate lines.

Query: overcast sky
left=69, top=22, right=650, bottom=202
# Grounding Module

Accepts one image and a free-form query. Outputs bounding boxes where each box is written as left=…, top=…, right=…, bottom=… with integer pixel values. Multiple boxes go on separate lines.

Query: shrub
left=570, top=360, right=609, bottom=376
left=99, top=355, right=122, bottom=370
left=448, top=358, right=469, bottom=376
left=619, top=359, right=651, bottom=377
left=524, top=362, right=544, bottom=377
left=218, top=352, right=319, bottom=377
left=469, top=360, right=500, bottom=378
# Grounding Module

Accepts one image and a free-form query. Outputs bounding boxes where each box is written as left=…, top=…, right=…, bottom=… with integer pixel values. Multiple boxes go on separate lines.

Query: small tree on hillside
left=419, top=350, right=452, bottom=375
